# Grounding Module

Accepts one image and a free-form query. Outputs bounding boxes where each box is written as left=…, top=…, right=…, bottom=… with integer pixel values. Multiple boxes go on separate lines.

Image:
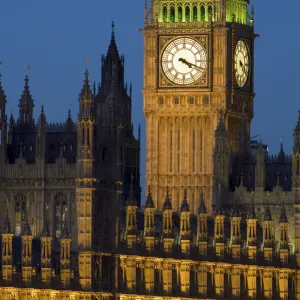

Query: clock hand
left=179, top=58, right=205, bottom=71
left=179, top=58, right=192, bottom=68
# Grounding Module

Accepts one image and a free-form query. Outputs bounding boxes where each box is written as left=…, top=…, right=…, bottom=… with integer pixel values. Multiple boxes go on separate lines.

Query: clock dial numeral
left=161, top=37, right=207, bottom=85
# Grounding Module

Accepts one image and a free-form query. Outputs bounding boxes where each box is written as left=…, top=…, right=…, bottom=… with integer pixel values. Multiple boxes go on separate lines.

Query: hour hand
left=179, top=58, right=192, bottom=68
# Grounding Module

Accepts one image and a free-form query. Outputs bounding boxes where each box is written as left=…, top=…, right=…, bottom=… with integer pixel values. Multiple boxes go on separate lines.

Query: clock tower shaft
left=143, top=0, right=255, bottom=213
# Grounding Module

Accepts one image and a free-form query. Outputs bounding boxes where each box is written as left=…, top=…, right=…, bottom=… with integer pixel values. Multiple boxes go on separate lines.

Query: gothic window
left=15, top=194, right=27, bottom=236
left=201, top=6, right=205, bottom=21
left=170, top=6, right=175, bottom=22
left=163, top=6, right=167, bottom=22
left=185, top=6, right=190, bottom=21
left=193, top=6, right=197, bottom=21
left=174, top=97, right=179, bottom=105
left=208, top=5, right=213, bottom=18
left=178, top=6, right=183, bottom=22
left=188, top=97, right=194, bottom=104
left=54, top=193, right=67, bottom=238
left=158, top=97, right=164, bottom=105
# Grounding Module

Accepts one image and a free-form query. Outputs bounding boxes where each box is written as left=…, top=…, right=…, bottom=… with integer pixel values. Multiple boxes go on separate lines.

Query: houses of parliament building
left=0, top=0, right=300, bottom=299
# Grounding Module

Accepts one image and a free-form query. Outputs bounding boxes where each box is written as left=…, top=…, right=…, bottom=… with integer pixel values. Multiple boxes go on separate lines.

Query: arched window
left=201, top=6, right=205, bottom=21
left=163, top=6, right=168, bottom=22
left=185, top=6, right=190, bottom=22
left=15, top=194, right=27, bottom=236
left=178, top=6, right=182, bottom=22
left=193, top=6, right=197, bottom=21
left=170, top=6, right=175, bottom=22
left=54, top=193, right=67, bottom=238
left=208, top=5, right=213, bottom=19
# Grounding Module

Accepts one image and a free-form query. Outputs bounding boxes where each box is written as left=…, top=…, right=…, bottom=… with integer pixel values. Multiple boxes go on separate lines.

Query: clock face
left=234, top=40, right=250, bottom=88
left=161, top=37, right=207, bottom=85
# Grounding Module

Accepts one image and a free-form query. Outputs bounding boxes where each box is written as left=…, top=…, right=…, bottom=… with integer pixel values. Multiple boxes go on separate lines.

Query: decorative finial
left=41, top=105, right=44, bottom=114
left=111, top=21, right=115, bottom=41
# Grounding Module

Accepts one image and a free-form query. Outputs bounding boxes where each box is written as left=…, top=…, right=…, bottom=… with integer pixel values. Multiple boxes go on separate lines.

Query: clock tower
left=143, top=0, right=255, bottom=213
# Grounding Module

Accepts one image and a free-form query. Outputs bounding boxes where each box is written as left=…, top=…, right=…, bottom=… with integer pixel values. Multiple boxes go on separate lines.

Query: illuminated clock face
left=234, top=40, right=250, bottom=87
left=161, top=37, right=207, bottom=85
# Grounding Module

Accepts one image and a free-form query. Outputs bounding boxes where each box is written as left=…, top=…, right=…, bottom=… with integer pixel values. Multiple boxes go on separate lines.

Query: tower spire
left=111, top=21, right=115, bottom=41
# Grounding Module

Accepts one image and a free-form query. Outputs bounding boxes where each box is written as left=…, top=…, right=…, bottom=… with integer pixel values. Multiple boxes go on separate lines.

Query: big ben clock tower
left=143, top=0, right=255, bottom=213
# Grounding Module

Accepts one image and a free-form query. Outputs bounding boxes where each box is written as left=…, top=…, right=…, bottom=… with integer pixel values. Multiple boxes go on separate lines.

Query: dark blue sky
left=0, top=1, right=298, bottom=197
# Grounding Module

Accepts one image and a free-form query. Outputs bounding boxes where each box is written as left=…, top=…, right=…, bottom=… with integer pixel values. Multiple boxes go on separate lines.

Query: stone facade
left=0, top=0, right=299, bottom=299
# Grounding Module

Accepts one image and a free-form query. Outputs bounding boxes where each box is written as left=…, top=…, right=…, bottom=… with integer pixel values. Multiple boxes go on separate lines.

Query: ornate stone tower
left=76, top=70, right=96, bottom=290
left=143, top=0, right=255, bottom=212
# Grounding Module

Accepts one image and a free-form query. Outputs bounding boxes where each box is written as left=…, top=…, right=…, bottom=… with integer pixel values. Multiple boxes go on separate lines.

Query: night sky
left=0, top=1, right=297, bottom=200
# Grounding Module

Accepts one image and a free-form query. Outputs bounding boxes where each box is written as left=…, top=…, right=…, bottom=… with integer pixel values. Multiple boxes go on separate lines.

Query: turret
left=60, top=209, right=71, bottom=288
left=0, top=75, right=7, bottom=164
left=2, top=203, right=13, bottom=282
left=162, top=188, right=173, bottom=254
left=213, top=110, right=229, bottom=212
left=126, top=183, right=137, bottom=249
left=40, top=203, right=52, bottom=285
left=21, top=202, right=33, bottom=284
left=144, top=186, right=155, bottom=253
left=18, top=75, right=34, bottom=124
left=279, top=205, right=289, bottom=266
left=263, top=202, right=273, bottom=264
left=247, top=195, right=257, bottom=262
left=76, top=69, right=95, bottom=290
left=230, top=199, right=241, bottom=260
left=36, top=105, right=46, bottom=160
left=179, top=190, right=191, bottom=254
left=197, top=191, right=208, bottom=256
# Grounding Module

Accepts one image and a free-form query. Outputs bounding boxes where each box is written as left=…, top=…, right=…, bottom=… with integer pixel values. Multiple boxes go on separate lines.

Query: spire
left=42, top=202, right=51, bottom=237
left=163, top=187, right=172, bottom=210
left=145, top=186, right=155, bottom=208
left=22, top=201, right=32, bottom=236
left=180, top=190, right=190, bottom=212
left=19, top=74, right=34, bottom=124
left=278, top=138, right=286, bottom=163
left=3, top=199, right=11, bottom=234
left=79, top=69, right=93, bottom=101
left=215, top=109, right=227, bottom=136
left=264, top=195, right=272, bottom=221
left=280, top=204, right=288, bottom=223
left=38, top=105, right=46, bottom=130
left=0, top=73, right=6, bottom=103
left=198, top=190, right=207, bottom=214
left=126, top=175, right=136, bottom=206
left=65, top=106, right=74, bottom=131
left=61, top=209, right=70, bottom=239
left=111, top=21, right=115, bottom=42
